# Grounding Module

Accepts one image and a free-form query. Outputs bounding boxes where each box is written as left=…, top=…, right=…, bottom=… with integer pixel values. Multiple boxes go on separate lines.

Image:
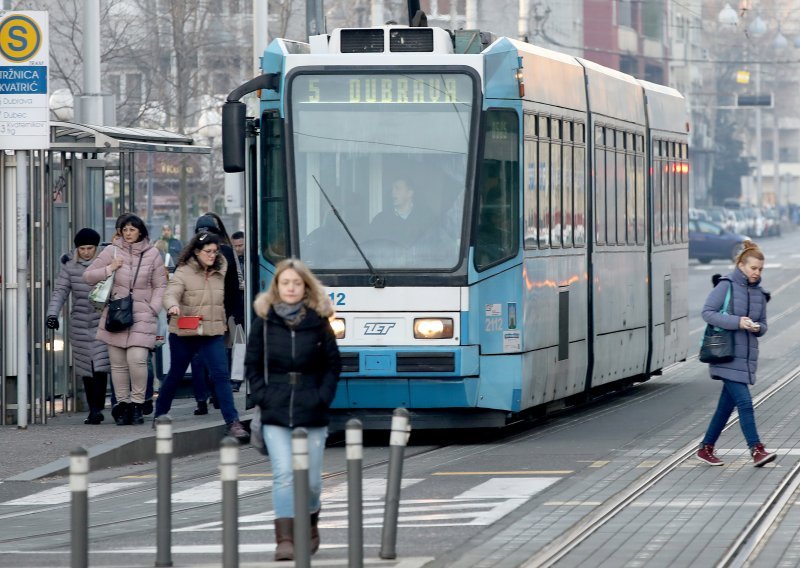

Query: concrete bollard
left=346, top=418, right=364, bottom=568
left=220, top=437, right=240, bottom=568
left=292, top=428, right=311, bottom=568
left=379, top=408, right=411, bottom=560
left=70, top=446, right=89, bottom=568
left=155, top=415, right=173, bottom=567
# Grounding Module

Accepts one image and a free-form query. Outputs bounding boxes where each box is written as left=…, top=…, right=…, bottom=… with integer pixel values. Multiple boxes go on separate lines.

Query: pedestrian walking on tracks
left=46, top=228, right=111, bottom=425
left=696, top=241, right=776, bottom=468
left=153, top=231, right=249, bottom=443
left=84, top=214, right=167, bottom=426
left=244, top=258, right=341, bottom=561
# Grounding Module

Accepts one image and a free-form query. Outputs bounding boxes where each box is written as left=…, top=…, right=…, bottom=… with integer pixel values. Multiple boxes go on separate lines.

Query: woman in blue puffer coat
left=696, top=241, right=775, bottom=468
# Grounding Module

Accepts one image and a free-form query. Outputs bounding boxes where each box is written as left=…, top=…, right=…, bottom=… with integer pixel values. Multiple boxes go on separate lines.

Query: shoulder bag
left=88, top=247, right=115, bottom=311
left=699, top=281, right=735, bottom=364
left=105, top=253, right=144, bottom=333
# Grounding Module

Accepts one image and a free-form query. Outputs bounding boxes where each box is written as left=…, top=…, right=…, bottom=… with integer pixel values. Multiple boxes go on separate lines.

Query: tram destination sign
left=294, top=73, right=472, bottom=105
left=0, top=11, right=49, bottom=149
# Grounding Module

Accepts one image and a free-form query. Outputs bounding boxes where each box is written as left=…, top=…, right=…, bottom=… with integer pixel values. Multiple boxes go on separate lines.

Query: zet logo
left=0, top=14, right=42, bottom=63
left=363, top=322, right=396, bottom=336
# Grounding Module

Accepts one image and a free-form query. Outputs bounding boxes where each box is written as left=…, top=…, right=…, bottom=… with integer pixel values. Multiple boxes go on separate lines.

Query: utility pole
left=81, top=0, right=104, bottom=125
left=306, top=0, right=325, bottom=38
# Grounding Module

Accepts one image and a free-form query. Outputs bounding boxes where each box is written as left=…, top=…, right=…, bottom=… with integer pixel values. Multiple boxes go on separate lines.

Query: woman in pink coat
left=84, top=213, right=167, bottom=425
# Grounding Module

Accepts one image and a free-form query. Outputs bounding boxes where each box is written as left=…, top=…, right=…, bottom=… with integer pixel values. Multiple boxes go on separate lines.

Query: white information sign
left=0, top=11, right=49, bottom=149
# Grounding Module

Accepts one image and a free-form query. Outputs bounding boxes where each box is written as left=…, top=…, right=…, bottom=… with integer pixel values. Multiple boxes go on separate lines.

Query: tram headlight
left=330, top=318, right=346, bottom=339
left=413, top=318, right=454, bottom=339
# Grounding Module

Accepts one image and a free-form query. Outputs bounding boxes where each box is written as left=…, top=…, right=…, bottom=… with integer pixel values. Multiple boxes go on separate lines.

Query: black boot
left=89, top=373, right=107, bottom=423
left=194, top=400, right=208, bottom=415
left=274, top=518, right=294, bottom=561
left=113, top=401, right=131, bottom=426
left=310, top=509, right=321, bottom=554
left=81, top=377, right=98, bottom=424
left=131, top=403, right=144, bottom=425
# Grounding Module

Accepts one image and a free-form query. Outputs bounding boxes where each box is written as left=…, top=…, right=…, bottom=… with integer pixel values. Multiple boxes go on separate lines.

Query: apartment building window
left=618, top=0, right=633, bottom=28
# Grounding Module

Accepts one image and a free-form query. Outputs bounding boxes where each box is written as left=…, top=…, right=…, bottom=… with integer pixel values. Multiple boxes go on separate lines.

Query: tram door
left=44, top=158, right=107, bottom=416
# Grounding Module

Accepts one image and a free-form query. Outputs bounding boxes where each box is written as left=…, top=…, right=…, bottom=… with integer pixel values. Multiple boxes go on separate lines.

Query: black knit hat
left=74, top=228, right=101, bottom=247
left=195, top=214, right=220, bottom=235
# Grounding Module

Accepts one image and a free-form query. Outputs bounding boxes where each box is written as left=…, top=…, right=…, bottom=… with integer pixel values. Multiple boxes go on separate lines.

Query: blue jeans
left=702, top=378, right=760, bottom=448
left=264, top=425, right=328, bottom=518
left=155, top=334, right=238, bottom=424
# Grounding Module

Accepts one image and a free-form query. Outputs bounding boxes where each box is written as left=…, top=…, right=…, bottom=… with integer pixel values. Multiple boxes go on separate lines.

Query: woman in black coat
left=244, top=258, right=341, bottom=561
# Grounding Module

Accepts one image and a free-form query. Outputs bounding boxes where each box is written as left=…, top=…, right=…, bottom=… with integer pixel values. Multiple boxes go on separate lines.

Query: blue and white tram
left=222, top=24, right=690, bottom=429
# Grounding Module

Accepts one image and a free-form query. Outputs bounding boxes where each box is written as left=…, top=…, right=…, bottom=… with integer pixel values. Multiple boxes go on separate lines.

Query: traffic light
left=736, top=94, right=773, bottom=108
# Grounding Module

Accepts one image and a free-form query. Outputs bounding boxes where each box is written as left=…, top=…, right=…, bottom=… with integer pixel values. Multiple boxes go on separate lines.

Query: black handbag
left=105, top=253, right=144, bottom=333
left=699, top=282, right=734, bottom=364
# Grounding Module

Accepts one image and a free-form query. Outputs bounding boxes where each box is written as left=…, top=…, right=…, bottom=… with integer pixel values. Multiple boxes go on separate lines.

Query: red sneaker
left=697, top=444, right=724, bottom=466
left=751, top=443, right=776, bottom=467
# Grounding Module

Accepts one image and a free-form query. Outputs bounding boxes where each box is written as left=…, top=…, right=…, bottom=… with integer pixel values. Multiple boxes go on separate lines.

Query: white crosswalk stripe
left=1, top=482, right=144, bottom=506
left=146, top=479, right=272, bottom=503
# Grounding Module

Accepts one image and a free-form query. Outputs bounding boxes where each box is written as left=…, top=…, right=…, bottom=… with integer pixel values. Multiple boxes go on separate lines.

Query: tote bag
left=89, top=247, right=116, bottom=311
left=699, top=283, right=734, bottom=364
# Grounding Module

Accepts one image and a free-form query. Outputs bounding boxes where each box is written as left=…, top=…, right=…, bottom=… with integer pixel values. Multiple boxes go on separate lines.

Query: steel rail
left=522, top=363, right=800, bottom=568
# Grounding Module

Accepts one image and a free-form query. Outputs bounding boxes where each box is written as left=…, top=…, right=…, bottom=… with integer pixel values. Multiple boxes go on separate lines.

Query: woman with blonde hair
left=244, top=258, right=341, bottom=561
left=696, top=241, right=775, bottom=467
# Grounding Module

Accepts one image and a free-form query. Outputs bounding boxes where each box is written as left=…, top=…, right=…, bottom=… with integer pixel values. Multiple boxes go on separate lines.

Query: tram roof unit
left=488, top=37, right=587, bottom=112
left=578, top=57, right=646, bottom=125
left=49, top=122, right=210, bottom=154
left=638, top=80, right=689, bottom=135
left=264, top=27, right=484, bottom=80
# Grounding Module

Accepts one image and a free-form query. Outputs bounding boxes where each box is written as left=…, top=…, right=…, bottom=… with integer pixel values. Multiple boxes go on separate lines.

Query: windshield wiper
left=311, top=175, right=385, bottom=288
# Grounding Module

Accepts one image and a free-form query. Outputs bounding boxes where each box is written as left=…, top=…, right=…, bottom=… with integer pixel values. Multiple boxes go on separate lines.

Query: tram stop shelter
left=0, top=121, right=209, bottom=426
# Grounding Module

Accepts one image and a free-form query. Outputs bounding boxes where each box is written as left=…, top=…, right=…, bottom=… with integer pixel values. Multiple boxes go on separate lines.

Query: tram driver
left=369, top=178, right=432, bottom=246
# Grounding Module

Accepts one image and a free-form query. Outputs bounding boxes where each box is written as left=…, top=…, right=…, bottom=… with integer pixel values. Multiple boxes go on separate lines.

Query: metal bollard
left=292, top=428, right=311, bottom=568
left=346, top=419, right=364, bottom=568
left=220, top=437, right=240, bottom=568
left=379, top=408, right=411, bottom=560
left=155, top=415, right=173, bottom=567
left=70, top=447, right=89, bottom=568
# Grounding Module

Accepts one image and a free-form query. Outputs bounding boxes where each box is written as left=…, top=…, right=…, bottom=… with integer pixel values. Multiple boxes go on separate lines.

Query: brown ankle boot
left=274, top=518, right=294, bottom=561
left=310, top=510, right=321, bottom=554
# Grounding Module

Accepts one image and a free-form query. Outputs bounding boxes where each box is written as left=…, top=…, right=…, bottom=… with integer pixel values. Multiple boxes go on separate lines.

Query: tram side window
left=574, top=142, right=586, bottom=246
left=538, top=133, right=550, bottom=247
left=606, top=145, right=616, bottom=245
left=523, top=137, right=539, bottom=249
left=635, top=153, right=645, bottom=245
left=626, top=152, right=635, bottom=244
left=563, top=139, right=573, bottom=247
left=551, top=139, right=562, bottom=247
left=653, top=154, right=662, bottom=244
left=261, top=111, right=289, bottom=263
left=595, top=144, right=606, bottom=244
left=616, top=148, right=625, bottom=245
left=475, top=110, right=519, bottom=270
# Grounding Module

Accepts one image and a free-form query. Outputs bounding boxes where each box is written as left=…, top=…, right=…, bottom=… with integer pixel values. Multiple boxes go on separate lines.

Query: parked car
left=689, top=219, right=749, bottom=264
left=706, top=207, right=737, bottom=233
left=762, top=208, right=782, bottom=237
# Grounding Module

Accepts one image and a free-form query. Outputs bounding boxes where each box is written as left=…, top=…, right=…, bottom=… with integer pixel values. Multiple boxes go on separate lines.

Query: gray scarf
left=273, top=301, right=305, bottom=326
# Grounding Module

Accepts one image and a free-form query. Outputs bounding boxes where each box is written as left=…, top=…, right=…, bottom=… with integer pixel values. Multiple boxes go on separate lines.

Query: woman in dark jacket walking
left=46, top=228, right=111, bottom=424
left=696, top=241, right=775, bottom=467
left=244, top=258, right=341, bottom=561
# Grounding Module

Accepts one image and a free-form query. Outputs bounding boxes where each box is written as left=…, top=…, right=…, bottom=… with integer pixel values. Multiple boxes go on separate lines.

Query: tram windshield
left=290, top=72, right=475, bottom=271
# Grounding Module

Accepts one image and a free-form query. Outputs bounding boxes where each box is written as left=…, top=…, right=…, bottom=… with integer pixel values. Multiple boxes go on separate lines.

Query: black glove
left=46, top=316, right=60, bottom=330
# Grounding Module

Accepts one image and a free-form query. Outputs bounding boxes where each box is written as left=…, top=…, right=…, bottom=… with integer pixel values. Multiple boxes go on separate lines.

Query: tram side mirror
left=222, top=101, right=246, bottom=173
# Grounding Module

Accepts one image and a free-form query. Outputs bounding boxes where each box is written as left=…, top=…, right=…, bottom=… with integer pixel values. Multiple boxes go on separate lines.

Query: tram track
left=521, top=362, right=800, bottom=568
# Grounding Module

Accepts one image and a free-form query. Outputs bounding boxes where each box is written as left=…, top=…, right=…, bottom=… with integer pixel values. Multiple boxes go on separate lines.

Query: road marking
left=146, top=480, right=272, bottom=503
left=0, top=482, right=143, bottom=506
left=544, top=501, right=602, bottom=506
left=176, top=477, right=560, bottom=532
left=455, top=477, right=559, bottom=499
left=433, top=470, right=572, bottom=475
left=588, top=461, right=609, bottom=468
